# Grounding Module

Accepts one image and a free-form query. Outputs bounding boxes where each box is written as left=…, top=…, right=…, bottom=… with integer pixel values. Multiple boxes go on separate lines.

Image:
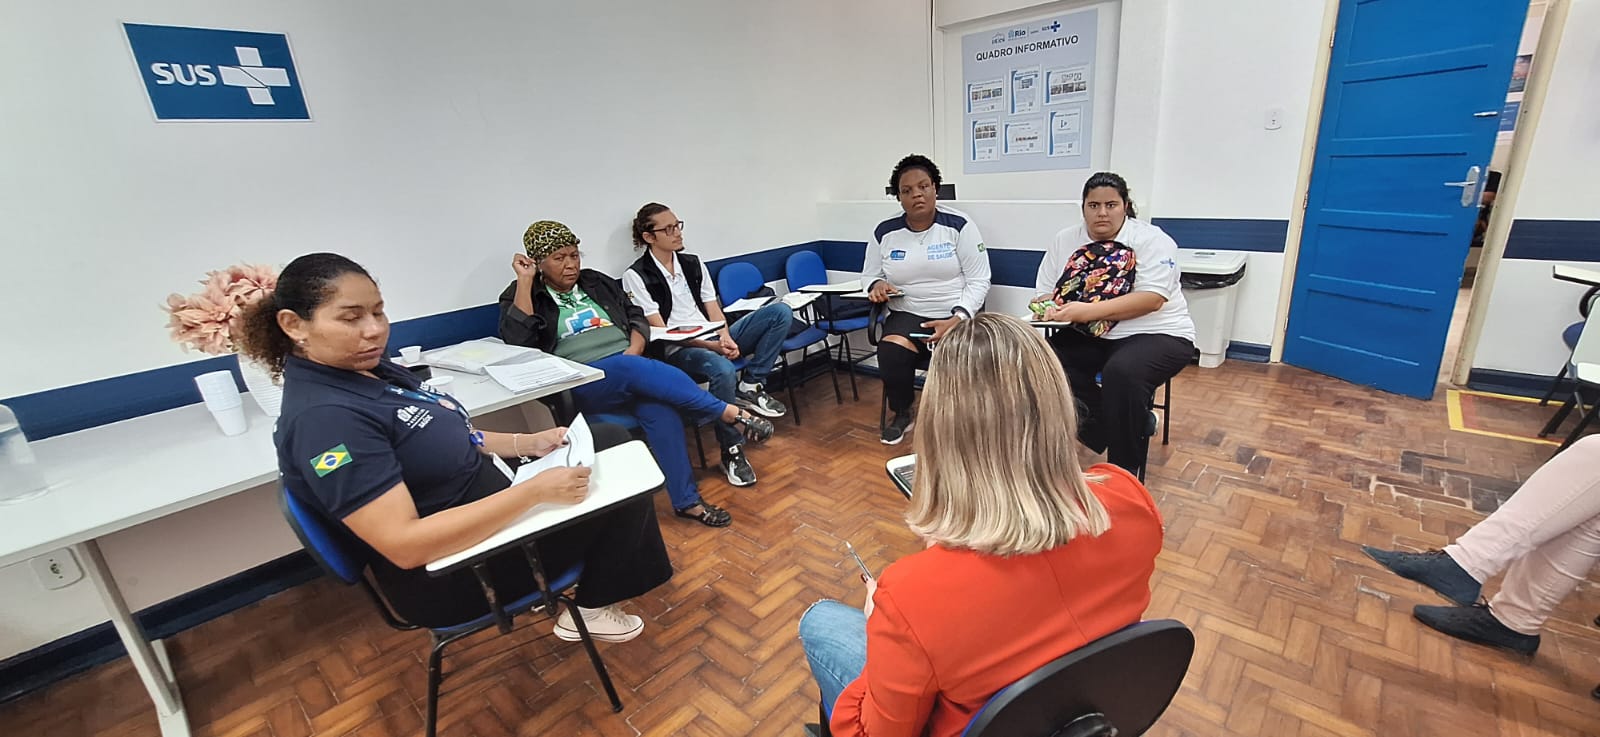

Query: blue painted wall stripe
left=5, top=304, right=501, bottom=440
left=1151, top=218, right=1290, bottom=253
left=1503, top=220, right=1600, bottom=262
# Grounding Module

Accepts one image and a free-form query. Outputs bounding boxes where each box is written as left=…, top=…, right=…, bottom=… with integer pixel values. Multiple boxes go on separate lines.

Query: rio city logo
left=123, top=23, right=309, bottom=121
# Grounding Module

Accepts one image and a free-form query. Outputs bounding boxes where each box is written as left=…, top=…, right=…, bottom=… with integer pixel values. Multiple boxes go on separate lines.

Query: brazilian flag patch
left=310, top=444, right=353, bottom=477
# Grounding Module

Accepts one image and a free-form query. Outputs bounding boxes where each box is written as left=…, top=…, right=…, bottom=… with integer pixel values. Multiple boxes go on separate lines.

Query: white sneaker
left=553, top=604, right=645, bottom=643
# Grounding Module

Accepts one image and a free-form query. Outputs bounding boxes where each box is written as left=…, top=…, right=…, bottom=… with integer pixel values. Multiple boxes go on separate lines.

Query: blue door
left=1283, top=0, right=1527, bottom=399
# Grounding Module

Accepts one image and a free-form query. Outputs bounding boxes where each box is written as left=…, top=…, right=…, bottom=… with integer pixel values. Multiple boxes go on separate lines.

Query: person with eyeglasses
left=620, top=203, right=793, bottom=488
left=864, top=154, right=992, bottom=445
left=498, top=221, right=777, bottom=528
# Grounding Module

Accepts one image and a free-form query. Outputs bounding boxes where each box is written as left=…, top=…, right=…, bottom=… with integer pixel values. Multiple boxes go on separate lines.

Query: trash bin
left=1175, top=250, right=1248, bottom=368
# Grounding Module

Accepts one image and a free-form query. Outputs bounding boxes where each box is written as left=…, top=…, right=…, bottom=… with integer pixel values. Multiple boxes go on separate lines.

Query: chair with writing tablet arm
left=279, top=488, right=622, bottom=737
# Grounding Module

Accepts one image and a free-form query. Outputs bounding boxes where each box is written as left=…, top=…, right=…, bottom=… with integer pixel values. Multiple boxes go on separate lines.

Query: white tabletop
left=798, top=280, right=863, bottom=294
left=649, top=321, right=723, bottom=342
left=1553, top=264, right=1600, bottom=288
left=425, top=440, right=664, bottom=572
left=0, top=354, right=602, bottom=568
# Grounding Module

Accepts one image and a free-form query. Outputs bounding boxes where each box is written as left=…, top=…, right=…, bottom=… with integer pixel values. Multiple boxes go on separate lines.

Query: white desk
left=1553, top=264, right=1600, bottom=289
left=427, top=441, right=663, bottom=573
left=797, top=279, right=862, bottom=294
left=0, top=352, right=601, bottom=737
left=648, top=321, right=723, bottom=343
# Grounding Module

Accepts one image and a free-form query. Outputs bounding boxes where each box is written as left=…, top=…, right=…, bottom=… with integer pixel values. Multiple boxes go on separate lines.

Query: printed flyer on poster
left=1004, top=120, right=1042, bottom=156
left=967, top=79, right=1004, bottom=115
left=1010, top=66, right=1040, bottom=115
left=971, top=118, right=999, bottom=161
left=961, top=8, right=1097, bottom=174
left=1048, top=108, right=1082, bottom=157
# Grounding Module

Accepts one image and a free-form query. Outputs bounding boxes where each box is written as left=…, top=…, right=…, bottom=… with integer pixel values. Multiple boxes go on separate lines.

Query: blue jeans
left=573, top=354, right=729, bottom=510
left=798, top=600, right=867, bottom=718
left=666, top=347, right=743, bottom=449
left=730, top=302, right=793, bottom=385
left=668, top=302, right=792, bottom=448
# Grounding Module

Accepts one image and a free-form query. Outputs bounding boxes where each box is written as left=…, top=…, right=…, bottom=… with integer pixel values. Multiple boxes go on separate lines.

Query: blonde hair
left=907, top=314, right=1111, bottom=555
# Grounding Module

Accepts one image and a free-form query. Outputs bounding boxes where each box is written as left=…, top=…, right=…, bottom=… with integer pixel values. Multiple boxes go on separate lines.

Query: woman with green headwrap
left=498, top=220, right=775, bottom=528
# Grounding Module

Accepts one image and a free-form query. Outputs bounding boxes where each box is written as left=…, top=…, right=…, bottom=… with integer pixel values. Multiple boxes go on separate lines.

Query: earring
left=296, top=338, right=307, bottom=346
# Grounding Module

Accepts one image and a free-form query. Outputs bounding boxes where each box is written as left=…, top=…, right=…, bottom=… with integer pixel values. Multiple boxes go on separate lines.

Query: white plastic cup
left=399, top=345, right=422, bottom=363
left=208, top=404, right=248, bottom=436
left=194, top=370, right=243, bottom=410
left=422, top=375, right=454, bottom=394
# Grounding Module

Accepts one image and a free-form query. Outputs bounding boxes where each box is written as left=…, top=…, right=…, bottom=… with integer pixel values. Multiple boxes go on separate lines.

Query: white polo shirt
left=862, top=205, right=992, bottom=318
left=1035, top=217, right=1196, bottom=342
left=621, top=252, right=719, bottom=327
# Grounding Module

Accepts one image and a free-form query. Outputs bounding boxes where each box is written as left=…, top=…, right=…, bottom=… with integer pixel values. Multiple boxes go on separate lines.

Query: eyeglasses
left=650, top=221, right=686, bottom=235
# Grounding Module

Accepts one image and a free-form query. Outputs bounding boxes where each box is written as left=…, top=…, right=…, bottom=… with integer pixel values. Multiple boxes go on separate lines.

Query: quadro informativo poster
left=961, top=9, right=1096, bottom=174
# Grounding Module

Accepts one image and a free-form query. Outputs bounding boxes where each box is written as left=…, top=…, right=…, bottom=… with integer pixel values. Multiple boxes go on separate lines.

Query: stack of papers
left=423, top=339, right=539, bottom=374
left=512, top=414, right=597, bottom=484
left=484, top=358, right=585, bottom=394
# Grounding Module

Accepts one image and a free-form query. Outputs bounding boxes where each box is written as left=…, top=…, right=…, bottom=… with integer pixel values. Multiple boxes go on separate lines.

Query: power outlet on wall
left=31, top=548, right=84, bottom=590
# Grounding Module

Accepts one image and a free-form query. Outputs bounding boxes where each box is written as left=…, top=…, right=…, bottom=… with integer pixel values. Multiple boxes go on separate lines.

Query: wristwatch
left=952, top=308, right=972, bottom=320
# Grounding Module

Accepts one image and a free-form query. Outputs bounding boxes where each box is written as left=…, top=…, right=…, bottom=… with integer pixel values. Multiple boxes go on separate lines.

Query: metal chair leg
left=838, top=338, right=860, bottom=401
left=692, top=423, right=708, bottom=470
left=1540, top=361, right=1571, bottom=406
left=785, top=352, right=803, bottom=426
left=561, top=598, right=624, bottom=712
left=1161, top=379, right=1172, bottom=446
left=1557, top=404, right=1598, bottom=453
left=1541, top=396, right=1578, bottom=437
left=424, top=634, right=447, bottom=737
left=826, top=344, right=843, bottom=405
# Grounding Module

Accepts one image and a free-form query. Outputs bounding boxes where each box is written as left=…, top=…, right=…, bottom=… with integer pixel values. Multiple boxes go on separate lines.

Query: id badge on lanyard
left=383, top=385, right=515, bottom=480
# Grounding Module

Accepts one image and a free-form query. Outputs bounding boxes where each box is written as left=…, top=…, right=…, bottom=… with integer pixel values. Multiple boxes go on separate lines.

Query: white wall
left=0, top=0, right=932, bottom=659
left=1473, top=0, right=1600, bottom=376
left=0, top=0, right=932, bottom=399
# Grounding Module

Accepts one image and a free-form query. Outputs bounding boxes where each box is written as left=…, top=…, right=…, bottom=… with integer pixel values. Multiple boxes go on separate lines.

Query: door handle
left=1443, top=165, right=1481, bottom=206
left=1473, top=111, right=1499, bottom=118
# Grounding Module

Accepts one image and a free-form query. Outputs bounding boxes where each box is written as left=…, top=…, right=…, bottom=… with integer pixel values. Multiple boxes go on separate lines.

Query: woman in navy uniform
left=239, top=253, right=671, bottom=642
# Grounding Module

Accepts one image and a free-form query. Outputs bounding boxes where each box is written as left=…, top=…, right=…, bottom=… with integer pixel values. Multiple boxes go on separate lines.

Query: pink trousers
left=1445, top=435, right=1600, bottom=635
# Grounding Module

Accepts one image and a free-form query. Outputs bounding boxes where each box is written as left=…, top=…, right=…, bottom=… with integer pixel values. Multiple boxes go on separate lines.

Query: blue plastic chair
left=785, top=250, right=873, bottom=401
left=279, top=488, right=622, bottom=737
left=718, top=261, right=842, bottom=424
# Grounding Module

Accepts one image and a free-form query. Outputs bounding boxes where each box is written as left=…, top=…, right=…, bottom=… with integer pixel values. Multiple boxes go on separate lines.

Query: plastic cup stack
left=194, top=370, right=248, bottom=436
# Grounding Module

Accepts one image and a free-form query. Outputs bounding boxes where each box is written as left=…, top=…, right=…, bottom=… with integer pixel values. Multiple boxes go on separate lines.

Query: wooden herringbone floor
left=5, top=360, right=1600, bottom=737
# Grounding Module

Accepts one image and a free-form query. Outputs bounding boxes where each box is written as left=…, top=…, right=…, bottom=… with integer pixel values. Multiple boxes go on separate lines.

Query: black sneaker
left=1361, top=546, right=1482, bottom=606
left=881, top=412, right=913, bottom=445
left=722, top=445, right=757, bottom=487
left=734, top=411, right=774, bottom=445
left=1413, top=603, right=1540, bottom=656
left=736, top=383, right=788, bottom=418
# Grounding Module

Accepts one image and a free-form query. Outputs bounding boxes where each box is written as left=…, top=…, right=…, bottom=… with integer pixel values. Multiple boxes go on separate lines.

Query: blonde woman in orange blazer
left=798, top=313, right=1164, bottom=737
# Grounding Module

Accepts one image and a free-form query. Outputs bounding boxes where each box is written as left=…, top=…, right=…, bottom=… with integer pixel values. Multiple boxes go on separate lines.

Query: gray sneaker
left=881, top=412, right=913, bottom=445
left=722, top=445, right=757, bottom=487
left=736, top=383, right=788, bottom=418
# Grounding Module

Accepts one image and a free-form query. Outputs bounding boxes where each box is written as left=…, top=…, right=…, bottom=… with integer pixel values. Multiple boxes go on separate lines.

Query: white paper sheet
left=512, top=413, right=596, bottom=484
left=484, top=358, right=584, bottom=394
left=724, top=296, right=775, bottom=313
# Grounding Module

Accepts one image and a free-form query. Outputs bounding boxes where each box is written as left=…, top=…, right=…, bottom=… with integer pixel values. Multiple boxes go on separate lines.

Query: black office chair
left=280, top=488, right=623, bottom=737
left=809, top=619, right=1194, bottom=737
